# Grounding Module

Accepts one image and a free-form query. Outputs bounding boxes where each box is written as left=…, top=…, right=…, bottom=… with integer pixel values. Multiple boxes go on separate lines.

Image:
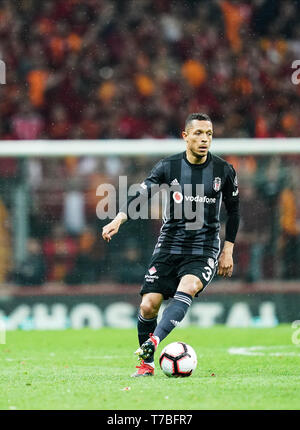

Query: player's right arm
left=102, top=159, right=165, bottom=242
left=102, top=211, right=128, bottom=242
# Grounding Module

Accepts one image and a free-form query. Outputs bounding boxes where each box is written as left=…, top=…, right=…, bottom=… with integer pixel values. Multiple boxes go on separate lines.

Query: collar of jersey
left=183, top=151, right=211, bottom=168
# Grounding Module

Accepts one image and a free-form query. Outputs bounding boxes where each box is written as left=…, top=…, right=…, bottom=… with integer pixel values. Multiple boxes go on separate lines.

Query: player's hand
left=102, top=219, right=121, bottom=242
left=217, top=250, right=233, bottom=277
left=102, top=212, right=127, bottom=243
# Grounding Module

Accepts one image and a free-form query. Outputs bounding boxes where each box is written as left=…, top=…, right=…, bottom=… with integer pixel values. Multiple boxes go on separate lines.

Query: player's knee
left=140, top=299, right=160, bottom=319
left=178, top=275, right=203, bottom=297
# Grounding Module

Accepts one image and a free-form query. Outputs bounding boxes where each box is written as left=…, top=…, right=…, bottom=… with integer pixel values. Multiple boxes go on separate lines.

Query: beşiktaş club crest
left=213, top=177, right=221, bottom=192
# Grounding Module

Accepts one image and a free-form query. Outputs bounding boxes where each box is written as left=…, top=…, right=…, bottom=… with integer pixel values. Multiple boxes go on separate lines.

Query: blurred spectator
left=11, top=101, right=44, bottom=140
left=43, top=224, right=78, bottom=281
left=254, top=156, right=284, bottom=278
left=28, top=158, right=43, bottom=190
left=48, top=105, right=71, bottom=139
left=279, top=175, right=300, bottom=279
left=12, top=238, right=46, bottom=286
left=0, top=197, right=12, bottom=283
left=0, top=158, right=18, bottom=179
left=79, top=104, right=102, bottom=139
left=237, top=184, right=270, bottom=282
left=63, top=181, right=86, bottom=235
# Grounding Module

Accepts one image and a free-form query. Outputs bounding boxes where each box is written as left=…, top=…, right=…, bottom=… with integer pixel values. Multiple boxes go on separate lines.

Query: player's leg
left=135, top=275, right=202, bottom=361
left=131, top=292, right=163, bottom=377
left=163, top=256, right=217, bottom=337
left=138, top=292, right=163, bottom=354
left=136, top=256, right=216, bottom=361
left=158, top=262, right=216, bottom=338
left=151, top=275, right=202, bottom=344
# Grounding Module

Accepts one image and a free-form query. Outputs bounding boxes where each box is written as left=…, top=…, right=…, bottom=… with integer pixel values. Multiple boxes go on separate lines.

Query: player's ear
left=182, top=130, right=187, bottom=140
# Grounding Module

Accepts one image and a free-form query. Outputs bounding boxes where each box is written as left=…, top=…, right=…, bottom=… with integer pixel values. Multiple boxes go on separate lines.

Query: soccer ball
left=159, top=342, right=197, bottom=377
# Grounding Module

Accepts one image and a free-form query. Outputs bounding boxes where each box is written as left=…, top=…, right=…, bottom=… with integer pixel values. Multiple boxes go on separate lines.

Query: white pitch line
left=228, top=345, right=300, bottom=357
left=3, top=358, right=32, bottom=361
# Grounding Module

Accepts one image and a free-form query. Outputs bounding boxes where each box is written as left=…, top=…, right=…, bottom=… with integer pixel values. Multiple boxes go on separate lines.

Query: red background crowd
left=0, top=0, right=300, bottom=140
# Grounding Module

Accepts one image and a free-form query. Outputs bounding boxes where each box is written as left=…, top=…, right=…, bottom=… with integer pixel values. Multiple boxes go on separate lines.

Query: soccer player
left=102, top=113, right=240, bottom=377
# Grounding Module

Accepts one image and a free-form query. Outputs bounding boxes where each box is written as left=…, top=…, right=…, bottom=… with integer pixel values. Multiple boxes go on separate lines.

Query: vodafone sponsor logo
left=185, top=195, right=216, bottom=204
left=173, top=192, right=216, bottom=204
left=173, top=191, right=183, bottom=203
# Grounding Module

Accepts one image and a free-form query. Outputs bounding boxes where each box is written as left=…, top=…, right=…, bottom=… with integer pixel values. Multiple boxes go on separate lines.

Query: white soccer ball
left=159, top=342, right=197, bottom=377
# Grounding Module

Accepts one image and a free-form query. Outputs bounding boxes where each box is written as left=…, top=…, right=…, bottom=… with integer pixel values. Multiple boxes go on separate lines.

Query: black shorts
left=140, top=251, right=217, bottom=300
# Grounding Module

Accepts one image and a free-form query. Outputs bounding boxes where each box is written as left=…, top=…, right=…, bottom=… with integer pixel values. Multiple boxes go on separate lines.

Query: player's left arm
left=218, top=165, right=240, bottom=278
left=102, top=160, right=165, bottom=242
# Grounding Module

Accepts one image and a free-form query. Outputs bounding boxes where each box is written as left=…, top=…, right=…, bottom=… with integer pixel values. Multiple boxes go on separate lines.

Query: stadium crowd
left=0, top=0, right=300, bottom=286
left=0, top=0, right=300, bottom=139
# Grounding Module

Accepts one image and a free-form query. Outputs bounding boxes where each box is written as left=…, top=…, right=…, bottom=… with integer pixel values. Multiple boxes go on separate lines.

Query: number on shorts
left=202, top=266, right=213, bottom=282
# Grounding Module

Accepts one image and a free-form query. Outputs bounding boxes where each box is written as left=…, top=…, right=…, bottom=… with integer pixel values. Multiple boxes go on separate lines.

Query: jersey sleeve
left=222, top=164, right=239, bottom=202
left=222, top=164, right=240, bottom=243
left=119, top=159, right=165, bottom=219
left=141, top=159, right=165, bottom=189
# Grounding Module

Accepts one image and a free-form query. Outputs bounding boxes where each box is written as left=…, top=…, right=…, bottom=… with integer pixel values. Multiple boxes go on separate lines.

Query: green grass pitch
left=1, top=325, right=300, bottom=410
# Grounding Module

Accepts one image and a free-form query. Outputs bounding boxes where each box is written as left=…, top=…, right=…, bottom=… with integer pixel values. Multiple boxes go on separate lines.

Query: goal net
left=0, top=138, right=299, bottom=285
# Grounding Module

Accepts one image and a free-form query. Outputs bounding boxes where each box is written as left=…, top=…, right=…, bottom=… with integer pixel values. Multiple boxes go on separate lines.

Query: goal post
left=0, top=138, right=299, bottom=156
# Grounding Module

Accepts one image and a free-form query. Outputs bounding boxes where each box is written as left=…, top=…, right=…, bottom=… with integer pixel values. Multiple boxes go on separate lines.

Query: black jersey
left=122, top=151, right=239, bottom=259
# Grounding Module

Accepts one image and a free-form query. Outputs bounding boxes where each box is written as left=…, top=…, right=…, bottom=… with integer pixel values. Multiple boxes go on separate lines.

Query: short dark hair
left=185, top=113, right=212, bottom=129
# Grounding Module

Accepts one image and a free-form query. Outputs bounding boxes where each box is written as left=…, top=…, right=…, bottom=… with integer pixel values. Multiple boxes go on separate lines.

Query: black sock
left=153, top=291, right=192, bottom=343
left=137, top=313, right=157, bottom=363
